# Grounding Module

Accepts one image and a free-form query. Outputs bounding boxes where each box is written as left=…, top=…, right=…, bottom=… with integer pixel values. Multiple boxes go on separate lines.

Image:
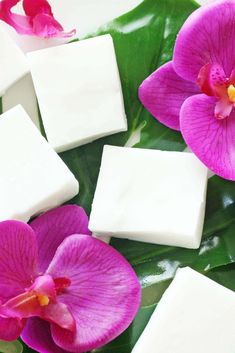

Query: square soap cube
left=0, top=26, right=29, bottom=95
left=89, top=146, right=208, bottom=249
left=28, top=34, right=127, bottom=153
left=132, top=267, right=235, bottom=353
left=0, top=105, right=79, bottom=222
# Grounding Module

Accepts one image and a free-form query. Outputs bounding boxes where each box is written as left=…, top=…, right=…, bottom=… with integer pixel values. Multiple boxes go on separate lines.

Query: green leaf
left=60, top=0, right=199, bottom=214
left=0, top=340, right=23, bottom=353
left=208, top=264, right=235, bottom=291
left=203, top=175, right=235, bottom=237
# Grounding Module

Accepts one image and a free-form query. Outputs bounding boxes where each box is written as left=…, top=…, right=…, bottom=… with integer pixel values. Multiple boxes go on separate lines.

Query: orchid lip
left=0, top=274, right=75, bottom=331
left=196, top=63, right=235, bottom=120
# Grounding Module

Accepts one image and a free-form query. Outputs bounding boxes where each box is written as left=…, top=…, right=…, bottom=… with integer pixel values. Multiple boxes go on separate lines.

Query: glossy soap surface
left=28, top=34, right=127, bottom=153
left=0, top=105, right=79, bottom=222
left=132, top=267, right=235, bottom=353
left=89, top=145, right=208, bottom=249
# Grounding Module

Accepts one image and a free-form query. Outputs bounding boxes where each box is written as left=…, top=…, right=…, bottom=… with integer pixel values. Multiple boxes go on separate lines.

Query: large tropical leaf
left=208, top=264, right=235, bottom=291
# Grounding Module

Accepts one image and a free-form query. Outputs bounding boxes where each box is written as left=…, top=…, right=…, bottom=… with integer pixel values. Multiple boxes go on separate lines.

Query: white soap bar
left=28, top=34, right=127, bottom=153
left=3, top=74, right=40, bottom=129
left=132, top=267, right=235, bottom=353
left=89, top=146, right=208, bottom=249
left=0, top=26, right=28, bottom=95
left=0, top=105, right=79, bottom=222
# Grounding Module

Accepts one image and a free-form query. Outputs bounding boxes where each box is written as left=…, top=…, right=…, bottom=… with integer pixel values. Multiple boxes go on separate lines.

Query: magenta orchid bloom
left=0, top=205, right=141, bottom=353
left=139, top=0, right=235, bottom=181
left=0, top=0, right=76, bottom=38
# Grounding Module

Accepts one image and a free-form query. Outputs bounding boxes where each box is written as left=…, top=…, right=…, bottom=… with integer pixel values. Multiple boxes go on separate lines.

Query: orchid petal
left=139, top=61, right=199, bottom=131
left=22, top=0, right=53, bottom=17
left=22, top=0, right=70, bottom=38
left=0, top=1, right=33, bottom=35
left=0, top=0, right=75, bottom=38
left=21, top=318, right=66, bottom=353
left=30, top=205, right=91, bottom=273
left=0, top=221, right=38, bottom=302
left=215, top=99, right=233, bottom=120
left=42, top=302, right=75, bottom=331
left=47, top=235, right=141, bottom=353
left=30, top=13, right=75, bottom=39
left=23, top=0, right=76, bottom=38
left=0, top=317, right=25, bottom=341
left=2, top=0, right=19, bottom=6
left=180, top=94, right=235, bottom=180
left=174, top=0, right=235, bottom=81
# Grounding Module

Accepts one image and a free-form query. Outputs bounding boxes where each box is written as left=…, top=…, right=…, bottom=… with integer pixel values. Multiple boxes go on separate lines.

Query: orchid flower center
left=227, top=85, right=235, bottom=103
left=0, top=274, right=75, bottom=331
left=197, top=63, right=235, bottom=120
left=37, top=293, right=50, bottom=306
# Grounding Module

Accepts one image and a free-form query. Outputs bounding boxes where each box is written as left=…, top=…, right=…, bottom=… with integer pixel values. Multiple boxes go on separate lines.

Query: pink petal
left=42, top=302, right=75, bottom=331
left=174, top=0, right=235, bottom=82
left=139, top=61, right=199, bottom=131
left=46, top=235, right=141, bottom=353
left=180, top=94, right=235, bottom=180
left=0, top=0, right=75, bottom=38
left=30, top=205, right=91, bottom=273
left=0, top=316, right=25, bottom=341
left=0, top=1, right=33, bottom=35
left=22, top=0, right=76, bottom=38
left=21, top=318, right=67, bottom=353
left=23, top=0, right=53, bottom=17
left=31, top=13, right=76, bottom=39
left=0, top=221, right=38, bottom=302
left=215, top=99, right=233, bottom=119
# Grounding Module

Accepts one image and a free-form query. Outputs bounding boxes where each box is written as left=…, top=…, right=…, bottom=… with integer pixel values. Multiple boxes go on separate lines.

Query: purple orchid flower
left=0, top=205, right=141, bottom=353
left=139, top=0, right=235, bottom=181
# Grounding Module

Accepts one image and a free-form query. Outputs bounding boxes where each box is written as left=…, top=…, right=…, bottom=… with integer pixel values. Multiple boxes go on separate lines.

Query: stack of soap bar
left=28, top=34, right=127, bottom=153
left=0, top=105, right=79, bottom=222
left=0, top=26, right=28, bottom=95
left=132, top=267, right=235, bottom=353
left=89, top=146, right=208, bottom=249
